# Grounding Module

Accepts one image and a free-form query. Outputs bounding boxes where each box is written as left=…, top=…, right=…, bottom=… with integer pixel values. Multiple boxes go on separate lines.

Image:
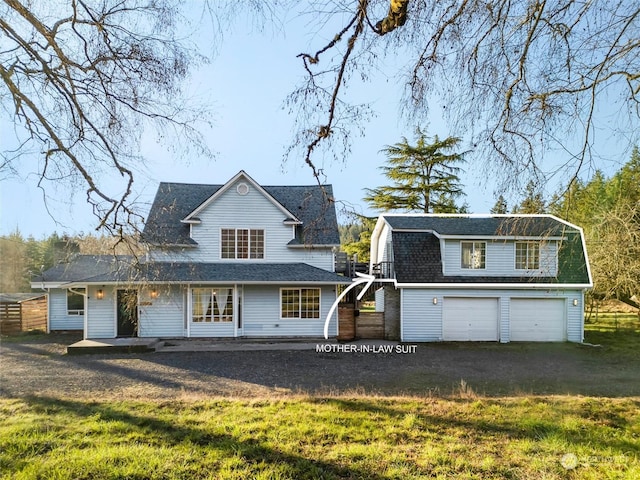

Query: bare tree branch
left=1, top=0, right=213, bottom=237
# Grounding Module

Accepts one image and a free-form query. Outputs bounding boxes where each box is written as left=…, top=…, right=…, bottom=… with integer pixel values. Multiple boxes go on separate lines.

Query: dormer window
left=461, top=241, right=486, bottom=269
left=515, top=242, right=540, bottom=270
left=221, top=228, right=264, bottom=259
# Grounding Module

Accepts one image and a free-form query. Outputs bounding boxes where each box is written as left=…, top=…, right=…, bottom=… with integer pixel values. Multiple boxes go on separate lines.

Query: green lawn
left=1, top=314, right=639, bottom=479
left=584, top=313, right=640, bottom=355
left=1, top=395, right=638, bottom=479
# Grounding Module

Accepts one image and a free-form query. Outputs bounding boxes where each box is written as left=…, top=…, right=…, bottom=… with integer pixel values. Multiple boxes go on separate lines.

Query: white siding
left=48, top=289, right=84, bottom=330
left=242, top=285, right=337, bottom=337
left=401, top=288, right=584, bottom=343
left=443, top=239, right=558, bottom=277
left=138, top=286, right=184, bottom=337
left=86, top=285, right=116, bottom=338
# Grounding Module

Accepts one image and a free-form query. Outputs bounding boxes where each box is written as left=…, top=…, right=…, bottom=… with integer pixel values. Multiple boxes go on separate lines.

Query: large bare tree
left=288, top=0, right=640, bottom=190
left=0, top=0, right=213, bottom=235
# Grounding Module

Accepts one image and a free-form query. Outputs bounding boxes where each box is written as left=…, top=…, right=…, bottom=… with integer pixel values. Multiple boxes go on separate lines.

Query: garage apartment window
left=461, top=242, right=486, bottom=269
left=67, top=288, right=85, bottom=315
left=221, top=228, right=264, bottom=259
left=192, top=288, right=233, bottom=322
left=515, top=242, right=540, bottom=270
left=281, top=288, right=320, bottom=319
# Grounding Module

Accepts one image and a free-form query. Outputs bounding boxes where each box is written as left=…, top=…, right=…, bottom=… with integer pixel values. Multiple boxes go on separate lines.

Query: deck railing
left=371, top=261, right=394, bottom=279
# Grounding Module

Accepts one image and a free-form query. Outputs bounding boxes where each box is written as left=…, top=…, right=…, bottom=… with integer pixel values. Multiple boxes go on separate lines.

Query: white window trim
left=190, top=287, right=235, bottom=324
left=514, top=241, right=541, bottom=270
left=66, top=288, right=86, bottom=316
left=460, top=241, right=487, bottom=270
left=219, top=227, right=266, bottom=260
left=279, top=287, right=322, bottom=320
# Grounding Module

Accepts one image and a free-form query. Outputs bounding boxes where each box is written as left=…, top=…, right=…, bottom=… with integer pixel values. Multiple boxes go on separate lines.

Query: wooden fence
left=356, top=312, right=385, bottom=339
left=0, top=295, right=47, bottom=335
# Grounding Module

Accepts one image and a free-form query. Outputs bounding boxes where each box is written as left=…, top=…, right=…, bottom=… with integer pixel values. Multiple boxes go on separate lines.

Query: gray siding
left=401, top=287, right=584, bottom=343
left=443, top=239, right=558, bottom=277
left=401, top=289, right=442, bottom=341
left=138, top=286, right=184, bottom=337
left=86, top=285, right=115, bottom=338
left=190, top=320, right=235, bottom=337
left=242, top=285, right=337, bottom=337
left=48, top=289, right=84, bottom=330
left=566, top=291, right=584, bottom=342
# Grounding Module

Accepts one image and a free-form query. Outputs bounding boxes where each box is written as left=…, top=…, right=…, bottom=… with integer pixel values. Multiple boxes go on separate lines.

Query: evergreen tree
left=512, top=181, right=546, bottom=214
left=364, top=128, right=467, bottom=213
left=490, top=195, right=508, bottom=214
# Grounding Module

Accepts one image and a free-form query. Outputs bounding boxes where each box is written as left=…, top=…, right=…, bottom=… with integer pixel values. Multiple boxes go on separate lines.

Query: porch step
left=67, top=338, right=163, bottom=355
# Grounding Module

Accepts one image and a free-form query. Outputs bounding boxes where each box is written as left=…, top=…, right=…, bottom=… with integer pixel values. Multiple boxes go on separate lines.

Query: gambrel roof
left=142, top=171, right=340, bottom=247
left=374, top=214, right=592, bottom=287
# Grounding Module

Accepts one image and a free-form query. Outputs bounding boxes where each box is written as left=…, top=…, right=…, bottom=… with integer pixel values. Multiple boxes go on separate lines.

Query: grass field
left=1, top=395, right=638, bottom=479
left=1, top=314, right=639, bottom=479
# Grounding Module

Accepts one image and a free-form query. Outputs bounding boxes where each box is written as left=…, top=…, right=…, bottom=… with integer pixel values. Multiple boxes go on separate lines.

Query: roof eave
left=394, top=281, right=593, bottom=289
left=287, top=244, right=339, bottom=249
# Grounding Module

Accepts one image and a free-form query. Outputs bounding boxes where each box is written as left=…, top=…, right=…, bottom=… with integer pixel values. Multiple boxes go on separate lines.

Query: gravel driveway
left=1, top=334, right=639, bottom=399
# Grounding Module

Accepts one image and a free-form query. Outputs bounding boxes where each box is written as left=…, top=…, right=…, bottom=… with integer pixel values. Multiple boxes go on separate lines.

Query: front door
left=117, top=289, right=138, bottom=337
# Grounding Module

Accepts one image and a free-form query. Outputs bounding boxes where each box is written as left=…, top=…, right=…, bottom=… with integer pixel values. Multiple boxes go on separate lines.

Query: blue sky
left=0, top=6, right=633, bottom=238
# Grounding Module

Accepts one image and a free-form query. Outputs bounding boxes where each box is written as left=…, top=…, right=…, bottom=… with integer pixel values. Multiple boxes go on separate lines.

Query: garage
left=510, top=298, right=566, bottom=341
left=442, top=297, right=499, bottom=341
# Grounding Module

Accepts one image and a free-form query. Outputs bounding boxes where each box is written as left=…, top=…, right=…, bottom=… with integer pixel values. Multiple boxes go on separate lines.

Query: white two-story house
left=33, top=171, right=348, bottom=339
left=370, top=214, right=593, bottom=342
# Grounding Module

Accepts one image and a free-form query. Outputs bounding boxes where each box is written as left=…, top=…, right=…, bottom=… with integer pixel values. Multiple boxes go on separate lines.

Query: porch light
left=150, top=289, right=159, bottom=299
left=96, top=289, right=104, bottom=300
left=573, top=299, right=578, bottom=306
left=433, top=297, right=438, bottom=305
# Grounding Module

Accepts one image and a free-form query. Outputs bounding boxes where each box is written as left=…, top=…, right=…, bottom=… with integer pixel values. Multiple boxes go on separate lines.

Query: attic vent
left=236, top=183, right=250, bottom=196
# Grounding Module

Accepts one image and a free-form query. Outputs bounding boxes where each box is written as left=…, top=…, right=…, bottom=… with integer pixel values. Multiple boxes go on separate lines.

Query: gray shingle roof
left=143, top=182, right=340, bottom=246
left=86, top=262, right=350, bottom=284
left=384, top=215, right=572, bottom=237
left=36, top=257, right=350, bottom=285
left=32, top=255, right=133, bottom=284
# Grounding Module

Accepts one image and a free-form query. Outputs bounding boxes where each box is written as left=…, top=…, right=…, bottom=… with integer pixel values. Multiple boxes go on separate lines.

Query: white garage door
left=443, top=298, right=499, bottom=341
left=510, top=298, right=566, bottom=341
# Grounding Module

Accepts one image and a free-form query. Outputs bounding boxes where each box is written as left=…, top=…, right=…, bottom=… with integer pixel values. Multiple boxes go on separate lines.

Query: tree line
left=0, top=231, right=139, bottom=293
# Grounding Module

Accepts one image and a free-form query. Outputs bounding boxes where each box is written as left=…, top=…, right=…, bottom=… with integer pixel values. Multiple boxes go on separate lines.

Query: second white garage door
left=510, top=298, right=566, bottom=341
left=442, top=298, right=499, bottom=341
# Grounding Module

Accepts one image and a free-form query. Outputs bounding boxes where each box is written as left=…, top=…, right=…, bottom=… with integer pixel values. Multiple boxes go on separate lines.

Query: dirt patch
left=2, top=333, right=639, bottom=400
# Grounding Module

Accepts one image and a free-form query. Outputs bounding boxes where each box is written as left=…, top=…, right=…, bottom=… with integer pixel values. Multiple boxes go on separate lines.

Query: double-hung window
left=221, top=228, right=264, bottom=259
left=281, top=288, right=320, bottom=319
left=67, top=288, right=85, bottom=315
left=461, top=242, right=486, bottom=269
left=515, top=242, right=540, bottom=270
